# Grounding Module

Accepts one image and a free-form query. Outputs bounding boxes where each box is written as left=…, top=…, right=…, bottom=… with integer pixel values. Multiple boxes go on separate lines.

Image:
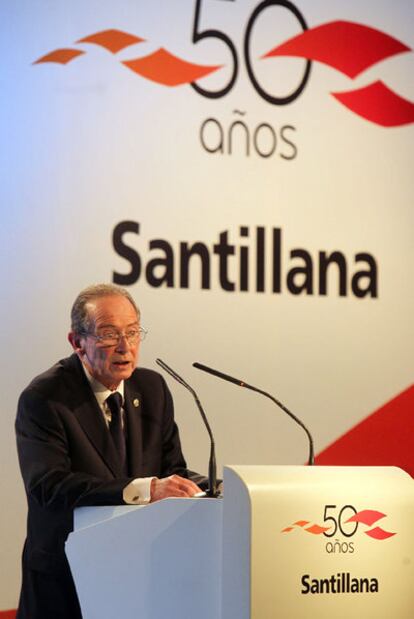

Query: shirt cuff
left=123, top=477, right=155, bottom=505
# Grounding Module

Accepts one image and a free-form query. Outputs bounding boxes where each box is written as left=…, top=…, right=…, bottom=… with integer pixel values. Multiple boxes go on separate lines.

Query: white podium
left=66, top=466, right=414, bottom=618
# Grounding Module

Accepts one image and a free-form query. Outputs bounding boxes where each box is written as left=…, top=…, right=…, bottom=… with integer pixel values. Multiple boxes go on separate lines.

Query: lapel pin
left=133, top=398, right=140, bottom=408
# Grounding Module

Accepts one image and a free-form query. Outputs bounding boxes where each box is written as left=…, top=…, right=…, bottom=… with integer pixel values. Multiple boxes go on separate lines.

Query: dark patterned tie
left=106, top=392, right=127, bottom=475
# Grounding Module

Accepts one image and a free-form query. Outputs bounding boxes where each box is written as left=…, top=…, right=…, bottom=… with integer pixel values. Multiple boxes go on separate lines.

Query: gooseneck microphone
left=193, top=362, right=315, bottom=466
left=156, top=358, right=219, bottom=497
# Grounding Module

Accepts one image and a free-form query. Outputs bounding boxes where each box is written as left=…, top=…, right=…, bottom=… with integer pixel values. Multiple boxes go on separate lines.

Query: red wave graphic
left=332, top=80, right=414, bottom=127
left=281, top=520, right=309, bottom=533
left=364, top=527, right=396, bottom=540
left=281, top=520, right=330, bottom=535
left=315, top=384, right=414, bottom=477
left=263, top=20, right=410, bottom=78
left=122, top=48, right=221, bottom=86
left=33, top=48, right=85, bottom=65
left=77, top=29, right=145, bottom=53
left=0, top=611, right=17, bottom=619
left=305, top=524, right=331, bottom=535
left=346, top=510, right=386, bottom=526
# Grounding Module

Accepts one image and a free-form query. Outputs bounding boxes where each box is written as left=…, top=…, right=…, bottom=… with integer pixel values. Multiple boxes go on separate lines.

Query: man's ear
left=68, top=331, right=85, bottom=355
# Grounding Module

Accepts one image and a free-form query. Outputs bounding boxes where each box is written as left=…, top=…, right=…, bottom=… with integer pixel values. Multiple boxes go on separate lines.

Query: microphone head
left=193, top=362, right=249, bottom=388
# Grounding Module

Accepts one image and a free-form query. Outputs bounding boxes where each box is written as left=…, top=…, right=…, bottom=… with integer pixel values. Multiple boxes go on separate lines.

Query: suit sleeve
left=16, top=387, right=131, bottom=510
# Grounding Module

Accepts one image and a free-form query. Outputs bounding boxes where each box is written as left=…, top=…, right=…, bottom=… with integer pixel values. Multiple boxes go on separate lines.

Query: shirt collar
left=82, top=363, right=125, bottom=408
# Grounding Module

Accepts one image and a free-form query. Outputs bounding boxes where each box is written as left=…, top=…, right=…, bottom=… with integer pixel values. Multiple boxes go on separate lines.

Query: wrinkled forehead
left=85, top=295, right=140, bottom=328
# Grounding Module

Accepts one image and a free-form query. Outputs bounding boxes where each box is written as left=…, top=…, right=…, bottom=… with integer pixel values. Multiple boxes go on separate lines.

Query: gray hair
left=70, top=283, right=140, bottom=334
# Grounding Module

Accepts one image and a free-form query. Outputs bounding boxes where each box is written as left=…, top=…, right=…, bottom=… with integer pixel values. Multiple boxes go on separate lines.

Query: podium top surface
left=225, top=464, right=412, bottom=485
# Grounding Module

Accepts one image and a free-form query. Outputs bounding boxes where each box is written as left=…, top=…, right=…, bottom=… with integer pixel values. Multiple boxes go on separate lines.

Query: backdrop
left=1, top=0, right=413, bottom=611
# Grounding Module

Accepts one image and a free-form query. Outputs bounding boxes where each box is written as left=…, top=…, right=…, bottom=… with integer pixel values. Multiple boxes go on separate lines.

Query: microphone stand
left=156, top=358, right=219, bottom=497
left=193, top=362, right=315, bottom=466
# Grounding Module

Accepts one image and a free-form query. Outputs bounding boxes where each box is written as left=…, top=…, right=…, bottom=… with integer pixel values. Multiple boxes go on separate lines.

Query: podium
left=66, top=466, right=414, bottom=618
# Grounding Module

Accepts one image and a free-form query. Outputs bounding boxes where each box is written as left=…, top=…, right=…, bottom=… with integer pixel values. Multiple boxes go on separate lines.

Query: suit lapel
left=124, top=381, right=143, bottom=477
left=64, top=355, right=124, bottom=477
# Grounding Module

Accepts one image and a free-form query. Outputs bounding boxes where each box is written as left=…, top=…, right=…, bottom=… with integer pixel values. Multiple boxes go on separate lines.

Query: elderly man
left=16, top=283, right=205, bottom=619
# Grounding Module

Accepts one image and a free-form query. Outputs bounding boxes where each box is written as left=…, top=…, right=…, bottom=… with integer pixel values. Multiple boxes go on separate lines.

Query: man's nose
left=115, top=334, right=130, bottom=352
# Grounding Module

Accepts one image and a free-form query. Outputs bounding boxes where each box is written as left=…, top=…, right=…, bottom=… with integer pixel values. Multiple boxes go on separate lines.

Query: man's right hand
left=150, top=475, right=202, bottom=502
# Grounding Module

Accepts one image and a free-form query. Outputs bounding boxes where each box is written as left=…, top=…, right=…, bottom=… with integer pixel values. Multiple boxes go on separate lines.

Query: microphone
left=193, top=362, right=315, bottom=466
left=156, top=358, right=219, bottom=497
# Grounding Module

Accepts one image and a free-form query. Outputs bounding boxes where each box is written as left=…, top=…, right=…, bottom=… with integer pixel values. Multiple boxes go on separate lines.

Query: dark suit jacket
left=15, top=353, right=202, bottom=619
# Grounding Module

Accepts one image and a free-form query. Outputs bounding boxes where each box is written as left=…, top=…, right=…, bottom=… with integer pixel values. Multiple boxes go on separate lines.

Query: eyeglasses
left=82, top=327, right=148, bottom=347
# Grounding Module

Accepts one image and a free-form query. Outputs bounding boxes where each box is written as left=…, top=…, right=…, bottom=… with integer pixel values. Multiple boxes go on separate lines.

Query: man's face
left=70, top=295, right=140, bottom=390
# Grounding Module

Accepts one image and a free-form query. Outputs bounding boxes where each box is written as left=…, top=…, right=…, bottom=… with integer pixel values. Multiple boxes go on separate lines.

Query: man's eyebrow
left=96, top=321, right=139, bottom=330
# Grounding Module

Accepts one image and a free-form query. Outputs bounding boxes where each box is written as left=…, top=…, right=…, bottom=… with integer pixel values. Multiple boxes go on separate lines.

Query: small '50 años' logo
left=281, top=505, right=396, bottom=554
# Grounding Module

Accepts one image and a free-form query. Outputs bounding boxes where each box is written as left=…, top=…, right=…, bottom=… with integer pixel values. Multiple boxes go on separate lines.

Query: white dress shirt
left=82, top=364, right=154, bottom=505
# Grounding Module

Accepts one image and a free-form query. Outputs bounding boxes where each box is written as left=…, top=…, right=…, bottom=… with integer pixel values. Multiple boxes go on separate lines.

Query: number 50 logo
left=190, top=0, right=311, bottom=103
left=282, top=506, right=396, bottom=542
left=323, top=505, right=359, bottom=538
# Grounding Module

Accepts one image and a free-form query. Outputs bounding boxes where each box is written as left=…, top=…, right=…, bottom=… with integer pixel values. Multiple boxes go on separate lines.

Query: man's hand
left=150, top=475, right=202, bottom=502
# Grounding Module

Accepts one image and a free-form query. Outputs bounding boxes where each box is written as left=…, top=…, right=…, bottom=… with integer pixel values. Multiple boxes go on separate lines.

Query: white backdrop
left=1, top=0, right=413, bottom=611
